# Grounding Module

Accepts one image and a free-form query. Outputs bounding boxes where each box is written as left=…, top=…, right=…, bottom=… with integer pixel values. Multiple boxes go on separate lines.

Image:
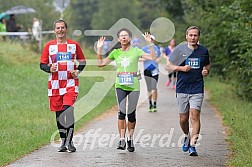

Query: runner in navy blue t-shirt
left=167, top=26, right=211, bottom=156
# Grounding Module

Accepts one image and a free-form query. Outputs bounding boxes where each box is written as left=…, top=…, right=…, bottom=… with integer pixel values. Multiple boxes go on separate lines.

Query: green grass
left=205, top=77, right=252, bottom=167
left=0, top=40, right=116, bottom=166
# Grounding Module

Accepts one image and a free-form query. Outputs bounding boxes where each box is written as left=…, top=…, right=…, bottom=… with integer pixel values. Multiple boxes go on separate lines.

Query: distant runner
left=141, top=35, right=162, bottom=112
left=164, top=38, right=177, bottom=89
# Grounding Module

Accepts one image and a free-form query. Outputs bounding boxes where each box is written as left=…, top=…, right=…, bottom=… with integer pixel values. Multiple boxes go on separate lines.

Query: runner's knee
left=118, top=111, right=126, bottom=120
left=180, top=114, right=189, bottom=123
left=127, top=111, right=136, bottom=123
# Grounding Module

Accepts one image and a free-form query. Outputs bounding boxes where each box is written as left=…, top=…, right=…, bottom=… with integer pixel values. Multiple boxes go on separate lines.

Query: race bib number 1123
left=118, top=74, right=134, bottom=85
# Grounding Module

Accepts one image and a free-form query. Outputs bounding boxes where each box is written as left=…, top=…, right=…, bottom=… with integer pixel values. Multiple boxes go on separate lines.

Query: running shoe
left=153, top=106, right=157, bottom=112
left=127, top=139, right=135, bottom=152
left=149, top=106, right=152, bottom=112
left=117, top=139, right=126, bottom=150
left=67, top=142, right=76, bottom=152
left=166, top=81, right=171, bottom=86
left=58, top=144, right=67, bottom=152
left=171, top=85, right=176, bottom=89
left=189, top=146, right=198, bottom=156
left=182, top=137, right=190, bottom=152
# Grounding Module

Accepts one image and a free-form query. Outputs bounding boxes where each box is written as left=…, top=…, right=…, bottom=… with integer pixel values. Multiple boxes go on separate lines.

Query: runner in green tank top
left=96, top=28, right=156, bottom=152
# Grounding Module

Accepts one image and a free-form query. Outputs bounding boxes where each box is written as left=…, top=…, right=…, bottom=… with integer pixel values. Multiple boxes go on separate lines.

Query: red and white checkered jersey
left=40, top=39, right=86, bottom=96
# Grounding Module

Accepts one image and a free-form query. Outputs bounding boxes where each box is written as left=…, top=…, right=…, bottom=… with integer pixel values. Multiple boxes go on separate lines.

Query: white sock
left=128, top=136, right=133, bottom=140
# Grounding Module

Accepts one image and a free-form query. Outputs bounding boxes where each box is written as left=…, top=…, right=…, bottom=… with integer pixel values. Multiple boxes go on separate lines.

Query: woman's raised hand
left=97, top=36, right=106, bottom=48
left=143, top=32, right=151, bottom=43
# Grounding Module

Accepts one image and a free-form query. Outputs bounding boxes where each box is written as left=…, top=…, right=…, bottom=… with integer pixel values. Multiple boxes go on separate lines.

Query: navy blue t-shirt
left=169, top=43, right=210, bottom=94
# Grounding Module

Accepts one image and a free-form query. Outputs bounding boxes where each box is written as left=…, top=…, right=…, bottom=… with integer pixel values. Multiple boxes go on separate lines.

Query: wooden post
left=39, top=19, right=42, bottom=52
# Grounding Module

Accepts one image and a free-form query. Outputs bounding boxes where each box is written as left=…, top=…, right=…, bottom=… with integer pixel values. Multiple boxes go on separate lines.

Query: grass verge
left=205, top=77, right=252, bottom=166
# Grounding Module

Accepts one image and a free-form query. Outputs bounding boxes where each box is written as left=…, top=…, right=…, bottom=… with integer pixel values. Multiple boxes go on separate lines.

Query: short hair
left=186, top=26, right=200, bottom=36
left=53, top=19, right=68, bottom=29
left=117, top=28, right=132, bottom=38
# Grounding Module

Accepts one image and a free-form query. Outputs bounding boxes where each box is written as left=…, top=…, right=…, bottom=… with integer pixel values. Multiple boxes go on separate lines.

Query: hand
left=50, top=64, right=57, bottom=73
left=155, top=58, right=161, bottom=63
left=183, top=65, right=191, bottom=72
left=143, top=32, right=152, bottom=43
left=97, top=36, right=105, bottom=48
left=202, top=67, right=209, bottom=77
left=70, top=70, right=80, bottom=78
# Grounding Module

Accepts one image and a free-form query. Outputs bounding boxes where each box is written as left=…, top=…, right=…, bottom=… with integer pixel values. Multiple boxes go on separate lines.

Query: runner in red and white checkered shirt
left=40, top=19, right=86, bottom=152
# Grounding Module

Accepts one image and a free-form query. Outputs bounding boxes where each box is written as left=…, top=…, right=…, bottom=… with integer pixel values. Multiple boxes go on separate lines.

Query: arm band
left=77, top=61, right=86, bottom=71
left=40, top=63, right=51, bottom=73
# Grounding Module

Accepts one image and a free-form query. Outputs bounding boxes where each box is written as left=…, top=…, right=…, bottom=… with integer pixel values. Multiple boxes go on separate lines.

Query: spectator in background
left=0, top=18, right=7, bottom=40
left=6, top=14, right=22, bottom=40
left=32, top=18, right=41, bottom=41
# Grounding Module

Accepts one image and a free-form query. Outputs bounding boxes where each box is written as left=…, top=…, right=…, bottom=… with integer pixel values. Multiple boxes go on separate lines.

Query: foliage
left=91, top=0, right=141, bottom=30
left=138, top=0, right=170, bottom=31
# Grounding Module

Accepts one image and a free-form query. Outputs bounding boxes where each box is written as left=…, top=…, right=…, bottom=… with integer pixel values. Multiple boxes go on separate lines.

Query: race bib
left=186, top=58, right=200, bottom=69
left=118, top=74, right=134, bottom=85
left=56, top=52, right=72, bottom=62
left=151, top=68, right=159, bottom=76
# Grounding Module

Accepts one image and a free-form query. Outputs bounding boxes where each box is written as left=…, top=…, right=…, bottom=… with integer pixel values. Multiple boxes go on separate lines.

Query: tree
left=65, top=0, right=98, bottom=31
left=91, top=0, right=141, bottom=30
left=138, top=0, right=169, bottom=31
